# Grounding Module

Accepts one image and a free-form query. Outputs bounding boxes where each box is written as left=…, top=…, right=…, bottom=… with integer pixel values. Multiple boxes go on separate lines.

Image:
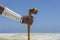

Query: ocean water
left=0, top=33, right=60, bottom=40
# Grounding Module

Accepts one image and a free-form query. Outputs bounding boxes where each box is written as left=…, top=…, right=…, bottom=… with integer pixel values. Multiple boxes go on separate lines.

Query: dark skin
left=0, top=5, right=37, bottom=40
left=22, top=8, right=38, bottom=25
left=0, top=5, right=33, bottom=25
left=22, top=16, right=33, bottom=25
left=0, top=5, right=5, bottom=14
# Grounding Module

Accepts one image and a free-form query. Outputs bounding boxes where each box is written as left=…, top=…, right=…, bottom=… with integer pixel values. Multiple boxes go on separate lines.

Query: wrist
left=20, top=17, right=23, bottom=23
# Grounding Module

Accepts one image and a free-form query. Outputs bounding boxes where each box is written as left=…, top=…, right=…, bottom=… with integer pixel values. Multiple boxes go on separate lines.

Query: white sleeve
left=2, top=7, right=22, bottom=22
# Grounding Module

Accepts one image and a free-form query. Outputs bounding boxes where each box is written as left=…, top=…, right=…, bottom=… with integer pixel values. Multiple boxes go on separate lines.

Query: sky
left=0, top=0, right=60, bottom=33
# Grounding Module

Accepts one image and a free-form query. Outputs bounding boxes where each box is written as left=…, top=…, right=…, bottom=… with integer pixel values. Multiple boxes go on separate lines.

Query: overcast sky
left=0, top=0, right=60, bottom=33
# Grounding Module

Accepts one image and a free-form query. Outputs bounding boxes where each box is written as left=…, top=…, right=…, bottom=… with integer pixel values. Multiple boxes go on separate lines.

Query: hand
left=22, top=16, right=33, bottom=25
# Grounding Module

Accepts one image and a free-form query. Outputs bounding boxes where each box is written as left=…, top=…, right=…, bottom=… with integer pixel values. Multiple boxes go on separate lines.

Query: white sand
left=0, top=33, right=60, bottom=40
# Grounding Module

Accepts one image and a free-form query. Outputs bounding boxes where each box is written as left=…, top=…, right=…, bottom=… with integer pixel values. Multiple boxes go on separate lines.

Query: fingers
left=21, top=16, right=33, bottom=25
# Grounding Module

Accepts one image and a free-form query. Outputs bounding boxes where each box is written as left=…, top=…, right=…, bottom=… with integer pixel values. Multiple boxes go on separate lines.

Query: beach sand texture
left=0, top=33, right=60, bottom=40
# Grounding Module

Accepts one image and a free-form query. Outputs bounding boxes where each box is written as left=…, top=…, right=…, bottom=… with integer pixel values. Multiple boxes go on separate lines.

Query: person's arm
left=0, top=5, right=22, bottom=22
left=0, top=5, right=33, bottom=25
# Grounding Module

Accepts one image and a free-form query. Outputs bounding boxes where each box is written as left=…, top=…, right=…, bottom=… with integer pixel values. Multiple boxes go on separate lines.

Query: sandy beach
left=0, top=33, right=60, bottom=40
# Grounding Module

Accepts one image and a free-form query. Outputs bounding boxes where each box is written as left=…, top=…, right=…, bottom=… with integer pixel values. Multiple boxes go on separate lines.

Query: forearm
left=0, top=5, right=33, bottom=25
left=0, top=5, right=22, bottom=22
